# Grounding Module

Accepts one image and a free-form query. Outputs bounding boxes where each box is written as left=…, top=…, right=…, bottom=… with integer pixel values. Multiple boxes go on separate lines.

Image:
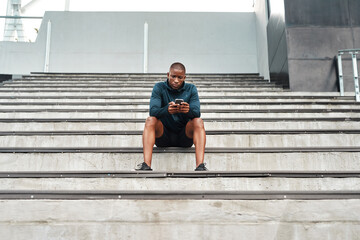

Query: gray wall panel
left=270, top=59, right=289, bottom=89
left=287, top=27, right=354, bottom=59
left=353, top=27, right=360, bottom=47
left=288, top=59, right=338, bottom=91
left=267, top=0, right=289, bottom=87
left=279, top=60, right=289, bottom=89
left=267, top=14, right=286, bottom=65
left=0, top=12, right=258, bottom=74
left=285, top=0, right=350, bottom=26
left=350, top=0, right=360, bottom=26
left=267, top=0, right=360, bottom=92
left=269, top=33, right=287, bottom=74
left=0, top=42, right=43, bottom=74
left=340, top=59, right=360, bottom=92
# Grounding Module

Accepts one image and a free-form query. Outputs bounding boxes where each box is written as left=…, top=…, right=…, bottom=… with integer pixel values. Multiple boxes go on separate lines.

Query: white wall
left=0, top=11, right=259, bottom=74
left=254, top=0, right=270, bottom=80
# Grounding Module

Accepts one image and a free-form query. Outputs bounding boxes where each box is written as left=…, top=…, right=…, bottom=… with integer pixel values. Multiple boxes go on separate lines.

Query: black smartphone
left=175, top=99, right=184, bottom=104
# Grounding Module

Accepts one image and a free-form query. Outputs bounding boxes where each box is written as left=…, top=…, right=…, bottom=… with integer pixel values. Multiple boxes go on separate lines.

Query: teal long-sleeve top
left=149, top=79, right=201, bottom=133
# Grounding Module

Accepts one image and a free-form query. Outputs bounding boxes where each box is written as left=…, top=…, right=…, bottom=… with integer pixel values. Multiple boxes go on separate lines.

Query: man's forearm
left=150, top=105, right=169, bottom=118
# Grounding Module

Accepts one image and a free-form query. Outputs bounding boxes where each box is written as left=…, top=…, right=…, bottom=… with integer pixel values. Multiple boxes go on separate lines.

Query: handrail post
left=338, top=49, right=360, bottom=101
left=351, top=52, right=360, bottom=102
left=44, top=20, right=51, bottom=72
left=337, top=53, right=344, bottom=96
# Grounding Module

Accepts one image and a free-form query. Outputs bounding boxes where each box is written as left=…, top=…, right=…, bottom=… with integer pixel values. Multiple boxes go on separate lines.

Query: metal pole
left=337, top=54, right=344, bottom=96
left=44, top=20, right=51, bottom=72
left=351, top=53, right=360, bottom=102
left=144, top=22, right=148, bottom=73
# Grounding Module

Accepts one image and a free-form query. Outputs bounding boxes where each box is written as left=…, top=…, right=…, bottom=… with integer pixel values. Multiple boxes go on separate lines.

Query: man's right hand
left=168, top=101, right=180, bottom=114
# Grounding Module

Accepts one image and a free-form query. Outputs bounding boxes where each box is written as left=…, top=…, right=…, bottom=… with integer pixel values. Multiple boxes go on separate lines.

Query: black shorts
left=155, top=126, right=193, bottom=148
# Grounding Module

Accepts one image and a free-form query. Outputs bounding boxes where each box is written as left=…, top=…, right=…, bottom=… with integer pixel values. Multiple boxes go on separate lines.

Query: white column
left=144, top=22, right=149, bottom=73
left=65, top=0, right=70, bottom=11
left=44, top=20, right=52, bottom=72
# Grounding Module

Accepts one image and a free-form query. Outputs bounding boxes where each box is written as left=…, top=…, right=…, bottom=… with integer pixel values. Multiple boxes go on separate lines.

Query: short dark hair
left=170, top=62, right=186, bottom=73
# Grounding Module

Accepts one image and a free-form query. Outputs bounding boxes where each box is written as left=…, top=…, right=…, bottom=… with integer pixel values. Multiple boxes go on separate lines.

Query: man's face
left=167, top=68, right=186, bottom=90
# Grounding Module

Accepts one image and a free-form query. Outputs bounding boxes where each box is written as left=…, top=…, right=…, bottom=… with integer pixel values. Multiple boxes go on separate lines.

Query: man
left=136, top=62, right=207, bottom=171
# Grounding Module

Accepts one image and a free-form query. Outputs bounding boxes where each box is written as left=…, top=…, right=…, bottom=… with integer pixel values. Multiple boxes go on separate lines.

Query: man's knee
left=145, top=116, right=159, bottom=128
left=192, top=118, right=205, bottom=130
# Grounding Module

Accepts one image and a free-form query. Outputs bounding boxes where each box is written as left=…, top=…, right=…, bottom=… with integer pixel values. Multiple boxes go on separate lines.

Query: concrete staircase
left=0, top=73, right=360, bottom=239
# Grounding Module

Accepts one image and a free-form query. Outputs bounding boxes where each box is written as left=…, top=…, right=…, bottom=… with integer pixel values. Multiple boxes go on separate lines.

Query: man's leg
left=142, top=116, right=164, bottom=167
left=185, top=118, right=206, bottom=167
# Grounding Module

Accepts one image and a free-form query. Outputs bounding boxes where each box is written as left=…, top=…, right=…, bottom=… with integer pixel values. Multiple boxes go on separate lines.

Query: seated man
left=136, top=62, right=207, bottom=171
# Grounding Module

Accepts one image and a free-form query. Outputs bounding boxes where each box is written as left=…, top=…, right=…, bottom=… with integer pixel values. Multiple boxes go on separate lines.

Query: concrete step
left=3, top=79, right=270, bottom=83
left=1, top=132, right=358, bottom=148
left=1, top=107, right=359, bottom=113
left=11, top=79, right=269, bottom=85
left=1, top=120, right=359, bottom=131
left=0, top=111, right=359, bottom=119
left=26, top=72, right=260, bottom=76
left=0, top=97, right=356, bottom=103
left=1, top=178, right=359, bottom=191
left=0, top=93, right=352, bottom=98
left=1, top=171, right=359, bottom=191
left=23, top=73, right=262, bottom=79
left=4, top=81, right=275, bottom=86
left=4, top=79, right=271, bottom=83
left=0, top=199, right=359, bottom=240
left=2, top=72, right=357, bottom=240
left=0, top=90, right=289, bottom=96
left=0, top=100, right=358, bottom=105
left=0, top=151, right=358, bottom=171
left=0, top=92, right=353, bottom=98
left=20, top=77, right=264, bottom=81
left=0, top=103, right=359, bottom=110
left=0, top=87, right=284, bottom=92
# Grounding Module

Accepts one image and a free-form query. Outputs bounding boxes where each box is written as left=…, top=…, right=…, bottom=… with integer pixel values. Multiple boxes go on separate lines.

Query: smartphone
left=175, top=99, right=184, bottom=104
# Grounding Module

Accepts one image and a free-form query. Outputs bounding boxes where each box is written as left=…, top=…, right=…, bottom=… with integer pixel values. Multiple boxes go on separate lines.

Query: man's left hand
left=178, top=102, right=190, bottom=114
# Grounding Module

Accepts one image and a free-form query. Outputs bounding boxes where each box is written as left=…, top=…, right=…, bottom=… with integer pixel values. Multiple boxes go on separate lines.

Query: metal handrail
left=0, top=16, right=43, bottom=19
left=337, top=49, right=360, bottom=101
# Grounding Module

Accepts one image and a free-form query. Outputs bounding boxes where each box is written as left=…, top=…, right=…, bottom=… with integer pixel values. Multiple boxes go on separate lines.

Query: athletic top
left=149, top=79, right=201, bottom=133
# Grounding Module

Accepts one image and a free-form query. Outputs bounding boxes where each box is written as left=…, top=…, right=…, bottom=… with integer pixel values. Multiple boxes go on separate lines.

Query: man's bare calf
left=142, top=116, right=206, bottom=170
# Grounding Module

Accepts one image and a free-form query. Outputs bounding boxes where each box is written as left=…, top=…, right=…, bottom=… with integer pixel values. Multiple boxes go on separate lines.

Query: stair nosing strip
left=0, top=117, right=359, bottom=122
left=0, top=190, right=359, bottom=200
left=0, top=147, right=359, bottom=153
left=1, top=129, right=360, bottom=135
left=0, top=101, right=359, bottom=105
left=1, top=171, right=359, bottom=178
left=0, top=109, right=359, bottom=113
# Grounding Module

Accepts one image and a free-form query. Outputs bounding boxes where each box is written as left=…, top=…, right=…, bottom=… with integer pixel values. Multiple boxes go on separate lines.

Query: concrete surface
left=1, top=177, right=359, bottom=191
left=1, top=134, right=359, bottom=148
left=0, top=152, right=358, bottom=171
left=0, top=200, right=359, bottom=240
left=1, top=121, right=360, bottom=131
left=0, top=72, right=359, bottom=240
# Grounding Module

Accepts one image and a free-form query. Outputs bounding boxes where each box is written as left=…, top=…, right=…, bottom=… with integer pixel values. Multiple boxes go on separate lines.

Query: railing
left=0, top=16, right=43, bottom=42
left=337, top=49, right=360, bottom=101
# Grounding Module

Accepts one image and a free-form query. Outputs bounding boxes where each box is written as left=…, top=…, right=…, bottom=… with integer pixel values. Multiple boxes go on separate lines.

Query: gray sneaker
left=195, top=163, right=208, bottom=171
left=135, top=162, right=153, bottom=171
